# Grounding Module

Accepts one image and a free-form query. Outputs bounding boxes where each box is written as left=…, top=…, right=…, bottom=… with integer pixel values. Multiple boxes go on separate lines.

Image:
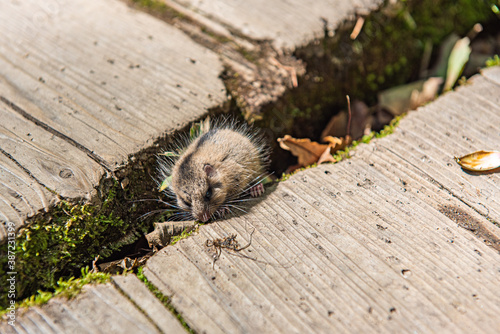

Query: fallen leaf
left=455, top=150, right=500, bottom=171
left=410, top=77, right=443, bottom=109
left=317, top=146, right=336, bottom=164
left=427, top=33, right=460, bottom=78
left=323, top=135, right=352, bottom=152
left=373, top=107, right=394, bottom=131
left=321, top=111, right=348, bottom=139
left=278, top=135, right=330, bottom=167
left=279, top=134, right=352, bottom=168
left=378, top=77, right=442, bottom=115
left=444, top=36, right=471, bottom=91
left=320, top=100, right=371, bottom=140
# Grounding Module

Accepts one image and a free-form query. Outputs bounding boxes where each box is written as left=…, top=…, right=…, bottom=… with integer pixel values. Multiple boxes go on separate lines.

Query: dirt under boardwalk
left=144, top=67, right=500, bottom=333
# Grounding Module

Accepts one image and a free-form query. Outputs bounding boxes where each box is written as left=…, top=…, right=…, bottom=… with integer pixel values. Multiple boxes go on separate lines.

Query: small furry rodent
left=157, top=118, right=269, bottom=222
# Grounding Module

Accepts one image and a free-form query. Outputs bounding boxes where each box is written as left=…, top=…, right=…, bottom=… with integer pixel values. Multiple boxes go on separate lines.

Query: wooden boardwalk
left=2, top=0, right=500, bottom=333
left=0, top=0, right=226, bottom=240
left=3, top=67, right=499, bottom=333
left=142, top=68, right=500, bottom=333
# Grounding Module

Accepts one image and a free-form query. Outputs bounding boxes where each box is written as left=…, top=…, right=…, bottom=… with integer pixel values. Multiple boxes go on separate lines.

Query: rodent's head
left=171, top=162, right=226, bottom=222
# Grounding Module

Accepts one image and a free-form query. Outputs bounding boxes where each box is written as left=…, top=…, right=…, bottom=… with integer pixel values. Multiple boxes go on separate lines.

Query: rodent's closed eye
left=204, top=187, right=213, bottom=201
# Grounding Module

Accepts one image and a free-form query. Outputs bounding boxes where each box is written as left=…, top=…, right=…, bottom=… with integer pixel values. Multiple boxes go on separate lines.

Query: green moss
left=129, top=0, right=185, bottom=19
left=486, top=55, right=500, bottom=67
left=0, top=267, right=110, bottom=317
left=136, top=267, right=194, bottom=333
left=237, top=46, right=258, bottom=63
left=0, top=181, right=131, bottom=308
left=170, top=224, right=201, bottom=245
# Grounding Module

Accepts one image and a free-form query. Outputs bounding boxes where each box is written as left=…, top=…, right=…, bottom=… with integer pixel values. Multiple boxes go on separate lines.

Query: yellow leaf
left=455, top=150, right=500, bottom=171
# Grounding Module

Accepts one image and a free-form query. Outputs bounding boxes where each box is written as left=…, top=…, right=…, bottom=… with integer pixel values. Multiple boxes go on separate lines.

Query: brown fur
left=170, top=124, right=267, bottom=222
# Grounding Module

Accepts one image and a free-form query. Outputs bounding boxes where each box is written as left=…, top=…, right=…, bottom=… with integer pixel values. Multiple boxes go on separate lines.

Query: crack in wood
left=0, top=96, right=113, bottom=173
left=0, top=146, right=50, bottom=191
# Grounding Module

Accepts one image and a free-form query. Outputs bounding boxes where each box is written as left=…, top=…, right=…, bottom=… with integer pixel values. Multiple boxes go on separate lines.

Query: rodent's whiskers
left=225, top=172, right=272, bottom=202
left=166, top=211, right=194, bottom=221
left=224, top=198, right=255, bottom=204
left=222, top=204, right=248, bottom=214
left=138, top=209, right=170, bottom=221
left=154, top=116, right=272, bottom=222
left=130, top=198, right=179, bottom=209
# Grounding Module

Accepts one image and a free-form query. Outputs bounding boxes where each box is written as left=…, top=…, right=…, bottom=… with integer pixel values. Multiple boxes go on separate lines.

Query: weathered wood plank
left=112, top=274, right=187, bottom=334
left=168, top=0, right=383, bottom=49
left=0, top=0, right=226, bottom=238
left=0, top=152, right=52, bottom=233
left=0, top=0, right=225, bottom=165
left=0, top=102, right=105, bottom=235
left=144, top=70, right=500, bottom=333
left=0, top=283, right=162, bottom=334
left=372, top=72, right=500, bottom=223
left=482, top=65, right=500, bottom=86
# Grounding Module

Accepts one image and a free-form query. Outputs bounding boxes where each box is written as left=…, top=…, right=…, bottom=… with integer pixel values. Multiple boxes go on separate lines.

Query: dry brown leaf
left=278, top=135, right=329, bottom=167
left=317, top=146, right=336, bottom=164
left=321, top=112, right=348, bottom=139
left=324, top=135, right=352, bottom=153
left=455, top=151, right=500, bottom=172
left=279, top=135, right=352, bottom=168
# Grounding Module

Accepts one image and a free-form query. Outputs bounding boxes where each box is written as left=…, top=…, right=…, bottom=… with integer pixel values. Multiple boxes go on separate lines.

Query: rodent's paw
left=249, top=183, right=265, bottom=197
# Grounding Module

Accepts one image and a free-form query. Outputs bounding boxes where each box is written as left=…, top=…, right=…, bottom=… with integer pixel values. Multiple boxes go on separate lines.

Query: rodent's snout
left=198, top=210, right=211, bottom=223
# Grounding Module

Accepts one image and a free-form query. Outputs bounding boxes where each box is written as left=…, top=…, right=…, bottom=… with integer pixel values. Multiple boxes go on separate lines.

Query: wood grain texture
left=0, top=0, right=225, bottom=166
left=0, top=0, right=226, bottom=239
left=0, top=153, right=54, bottom=237
left=112, top=274, right=187, bottom=334
left=144, top=69, right=500, bottom=333
left=0, top=283, right=162, bottom=334
left=169, top=0, right=383, bottom=49
left=371, top=72, right=500, bottom=223
left=0, top=101, right=104, bottom=237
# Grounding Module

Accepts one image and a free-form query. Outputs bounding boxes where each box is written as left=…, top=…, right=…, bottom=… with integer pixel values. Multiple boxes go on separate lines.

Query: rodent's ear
left=203, top=163, right=216, bottom=177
